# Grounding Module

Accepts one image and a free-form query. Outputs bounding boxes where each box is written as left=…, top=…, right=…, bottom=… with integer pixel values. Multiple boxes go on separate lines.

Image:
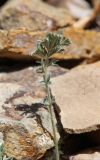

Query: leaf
left=0, top=144, right=4, bottom=157
left=34, top=32, right=71, bottom=58
left=48, top=59, right=59, bottom=66
left=36, top=67, right=43, bottom=73
left=46, top=74, right=50, bottom=83
left=43, top=97, right=49, bottom=106
left=36, top=61, right=41, bottom=64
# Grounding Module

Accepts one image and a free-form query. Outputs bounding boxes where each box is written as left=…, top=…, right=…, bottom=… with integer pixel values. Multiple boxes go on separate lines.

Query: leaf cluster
left=34, top=33, right=70, bottom=58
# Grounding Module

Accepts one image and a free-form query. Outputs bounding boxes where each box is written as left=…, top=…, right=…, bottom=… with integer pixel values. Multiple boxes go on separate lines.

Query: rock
left=62, top=0, right=92, bottom=19
left=43, top=0, right=60, bottom=6
left=44, top=0, right=99, bottom=30
left=44, top=0, right=93, bottom=19
left=0, top=0, right=74, bottom=31
left=70, top=146, right=100, bottom=160
left=77, top=0, right=100, bottom=31
left=0, top=81, right=59, bottom=159
left=92, top=0, right=100, bottom=31
left=73, top=16, right=94, bottom=29
left=0, top=61, right=67, bottom=92
left=0, top=28, right=100, bottom=61
left=51, top=61, right=100, bottom=134
left=62, top=28, right=100, bottom=61
left=0, top=63, right=67, bottom=159
left=0, top=29, right=45, bottom=60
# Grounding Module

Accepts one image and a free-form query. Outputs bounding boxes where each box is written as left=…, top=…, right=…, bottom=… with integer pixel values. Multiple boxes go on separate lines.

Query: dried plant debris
left=0, top=0, right=74, bottom=31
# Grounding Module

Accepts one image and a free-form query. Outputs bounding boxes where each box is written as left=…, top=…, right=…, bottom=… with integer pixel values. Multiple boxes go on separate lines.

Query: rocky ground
left=0, top=0, right=100, bottom=160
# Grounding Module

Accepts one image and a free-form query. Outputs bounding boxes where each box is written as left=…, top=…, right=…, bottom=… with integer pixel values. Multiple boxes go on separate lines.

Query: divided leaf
left=34, top=33, right=70, bottom=58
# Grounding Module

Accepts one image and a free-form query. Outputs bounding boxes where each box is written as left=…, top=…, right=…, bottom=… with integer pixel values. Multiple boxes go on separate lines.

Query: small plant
left=33, top=33, right=70, bottom=160
left=0, top=143, right=13, bottom=160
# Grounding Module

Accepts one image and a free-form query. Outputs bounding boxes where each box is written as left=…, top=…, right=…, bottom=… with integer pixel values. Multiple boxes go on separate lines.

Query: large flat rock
left=0, top=28, right=100, bottom=61
left=51, top=62, right=100, bottom=133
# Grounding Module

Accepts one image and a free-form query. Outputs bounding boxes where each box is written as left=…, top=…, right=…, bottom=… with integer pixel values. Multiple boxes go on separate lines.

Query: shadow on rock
left=0, top=58, right=38, bottom=73
left=15, top=103, right=44, bottom=118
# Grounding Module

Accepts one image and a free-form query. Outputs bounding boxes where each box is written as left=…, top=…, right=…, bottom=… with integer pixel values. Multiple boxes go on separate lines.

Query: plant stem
left=42, top=58, right=60, bottom=160
left=47, top=87, right=59, bottom=160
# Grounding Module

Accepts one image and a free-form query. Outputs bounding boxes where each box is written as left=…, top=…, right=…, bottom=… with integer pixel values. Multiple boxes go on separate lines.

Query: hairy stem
left=42, top=58, right=59, bottom=160
left=47, top=87, right=59, bottom=160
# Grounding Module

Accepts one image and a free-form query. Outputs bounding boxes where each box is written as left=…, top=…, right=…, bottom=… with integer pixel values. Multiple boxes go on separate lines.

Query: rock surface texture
left=70, top=146, right=100, bottom=160
left=0, top=28, right=100, bottom=61
left=51, top=62, right=100, bottom=133
left=0, top=63, right=67, bottom=160
left=0, top=0, right=74, bottom=31
left=0, top=82, right=56, bottom=159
